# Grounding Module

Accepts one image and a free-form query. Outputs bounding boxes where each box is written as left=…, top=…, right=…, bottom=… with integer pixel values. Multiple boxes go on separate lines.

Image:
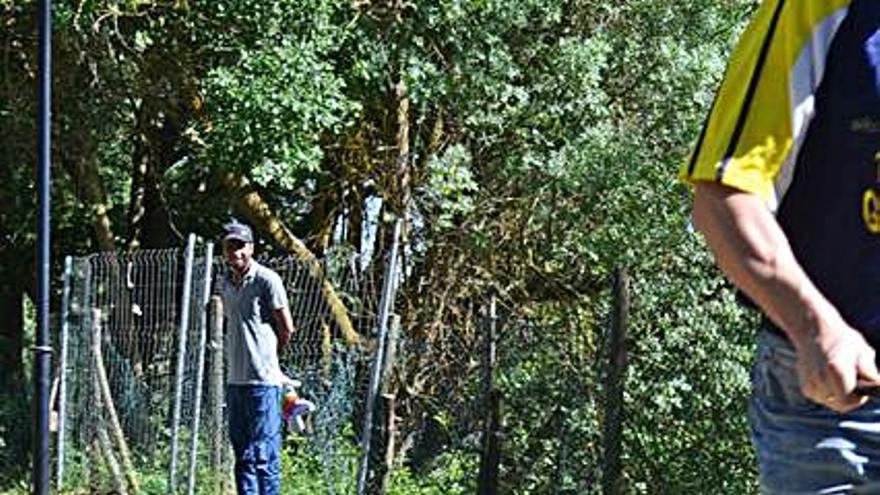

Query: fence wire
left=58, top=243, right=382, bottom=493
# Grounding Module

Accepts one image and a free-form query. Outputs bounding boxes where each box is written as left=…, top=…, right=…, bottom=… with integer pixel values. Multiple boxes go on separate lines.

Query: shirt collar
left=228, top=260, right=257, bottom=286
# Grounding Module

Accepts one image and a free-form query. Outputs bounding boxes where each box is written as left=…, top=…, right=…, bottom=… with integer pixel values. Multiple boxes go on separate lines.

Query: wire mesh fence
left=57, top=240, right=383, bottom=493
left=62, top=248, right=194, bottom=492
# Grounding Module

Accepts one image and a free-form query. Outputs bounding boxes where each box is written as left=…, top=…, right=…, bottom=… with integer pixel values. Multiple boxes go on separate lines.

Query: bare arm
left=273, top=306, right=295, bottom=352
left=692, top=181, right=878, bottom=412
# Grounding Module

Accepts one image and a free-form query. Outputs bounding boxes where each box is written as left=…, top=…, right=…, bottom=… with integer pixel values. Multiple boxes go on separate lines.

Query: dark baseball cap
left=223, top=220, right=253, bottom=243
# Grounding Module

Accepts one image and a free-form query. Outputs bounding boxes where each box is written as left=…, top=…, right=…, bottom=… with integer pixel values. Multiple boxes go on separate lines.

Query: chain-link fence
left=56, top=239, right=384, bottom=493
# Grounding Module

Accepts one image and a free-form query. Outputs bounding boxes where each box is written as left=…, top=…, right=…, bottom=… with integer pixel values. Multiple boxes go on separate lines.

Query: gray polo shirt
left=222, top=260, right=289, bottom=385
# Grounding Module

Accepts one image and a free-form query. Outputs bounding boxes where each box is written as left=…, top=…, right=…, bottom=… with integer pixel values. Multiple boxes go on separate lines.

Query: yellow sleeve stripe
left=682, top=0, right=788, bottom=200
left=681, top=0, right=852, bottom=207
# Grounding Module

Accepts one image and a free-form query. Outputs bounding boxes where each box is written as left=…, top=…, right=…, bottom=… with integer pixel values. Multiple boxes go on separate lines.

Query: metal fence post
left=377, top=314, right=401, bottom=492
left=186, top=242, right=214, bottom=494
left=169, top=234, right=197, bottom=493
left=56, top=255, right=73, bottom=490
left=81, top=258, right=94, bottom=488
left=357, top=219, right=403, bottom=495
left=478, top=293, right=501, bottom=495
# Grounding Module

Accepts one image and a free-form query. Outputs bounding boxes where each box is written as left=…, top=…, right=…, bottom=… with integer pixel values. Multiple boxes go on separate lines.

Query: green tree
left=1, top=0, right=763, bottom=491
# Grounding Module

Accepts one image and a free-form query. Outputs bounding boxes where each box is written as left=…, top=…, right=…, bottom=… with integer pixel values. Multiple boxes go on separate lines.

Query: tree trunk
left=417, top=108, right=445, bottom=173
left=62, top=155, right=117, bottom=252
left=127, top=132, right=150, bottom=252
left=127, top=104, right=177, bottom=251
left=141, top=168, right=173, bottom=248
left=306, top=187, right=335, bottom=257
left=347, top=182, right=364, bottom=255
left=0, top=277, right=24, bottom=391
left=393, top=79, right=411, bottom=215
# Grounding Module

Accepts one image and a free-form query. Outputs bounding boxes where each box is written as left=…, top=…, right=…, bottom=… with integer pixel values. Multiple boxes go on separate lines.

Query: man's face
left=223, top=238, right=254, bottom=273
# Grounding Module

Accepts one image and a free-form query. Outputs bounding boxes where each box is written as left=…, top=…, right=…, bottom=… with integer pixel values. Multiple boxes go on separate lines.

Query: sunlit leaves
left=419, top=144, right=479, bottom=230
left=198, top=0, right=360, bottom=189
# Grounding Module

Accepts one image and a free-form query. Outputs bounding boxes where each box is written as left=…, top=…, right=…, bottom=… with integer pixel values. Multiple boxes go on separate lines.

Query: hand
left=793, top=313, right=880, bottom=413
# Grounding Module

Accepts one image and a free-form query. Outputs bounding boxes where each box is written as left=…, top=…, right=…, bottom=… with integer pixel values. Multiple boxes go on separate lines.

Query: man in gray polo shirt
left=221, top=220, right=295, bottom=495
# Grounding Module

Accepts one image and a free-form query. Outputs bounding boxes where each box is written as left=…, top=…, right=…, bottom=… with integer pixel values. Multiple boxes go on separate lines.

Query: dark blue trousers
left=227, top=385, right=282, bottom=495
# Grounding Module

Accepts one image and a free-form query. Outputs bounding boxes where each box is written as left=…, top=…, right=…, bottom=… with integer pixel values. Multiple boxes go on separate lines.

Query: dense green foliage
left=1, top=0, right=763, bottom=492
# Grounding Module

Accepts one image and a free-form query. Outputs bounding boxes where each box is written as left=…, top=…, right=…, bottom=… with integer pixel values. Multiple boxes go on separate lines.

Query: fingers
left=803, top=369, right=865, bottom=413
left=794, top=323, right=879, bottom=413
left=822, top=390, right=868, bottom=413
left=854, top=348, right=880, bottom=403
left=805, top=346, right=878, bottom=413
left=856, top=347, right=880, bottom=382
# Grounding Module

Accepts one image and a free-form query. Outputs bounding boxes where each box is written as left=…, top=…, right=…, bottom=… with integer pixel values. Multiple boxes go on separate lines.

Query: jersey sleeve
left=680, top=0, right=852, bottom=210
left=267, top=270, right=290, bottom=310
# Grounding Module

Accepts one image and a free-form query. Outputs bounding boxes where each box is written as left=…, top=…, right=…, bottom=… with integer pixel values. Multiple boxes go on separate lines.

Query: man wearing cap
left=221, top=220, right=295, bottom=495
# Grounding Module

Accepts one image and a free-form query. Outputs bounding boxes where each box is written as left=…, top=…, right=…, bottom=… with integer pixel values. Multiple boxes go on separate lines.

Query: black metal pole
left=34, top=0, right=53, bottom=493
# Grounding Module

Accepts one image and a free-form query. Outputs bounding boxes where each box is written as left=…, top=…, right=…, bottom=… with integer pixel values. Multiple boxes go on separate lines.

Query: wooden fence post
left=208, top=296, right=228, bottom=494
left=602, top=267, right=630, bottom=495
left=91, top=308, right=139, bottom=493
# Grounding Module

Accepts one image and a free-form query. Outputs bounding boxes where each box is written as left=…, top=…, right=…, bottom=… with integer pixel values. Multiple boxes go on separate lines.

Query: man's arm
left=273, top=306, right=294, bottom=351
left=692, top=181, right=879, bottom=412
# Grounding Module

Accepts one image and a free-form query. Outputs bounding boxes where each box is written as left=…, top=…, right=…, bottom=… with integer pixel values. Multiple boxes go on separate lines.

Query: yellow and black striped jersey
left=681, top=0, right=880, bottom=340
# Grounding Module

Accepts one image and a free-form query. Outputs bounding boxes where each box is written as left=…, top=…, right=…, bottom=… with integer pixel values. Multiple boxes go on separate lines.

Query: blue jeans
left=750, top=331, right=880, bottom=494
left=227, top=385, right=282, bottom=495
